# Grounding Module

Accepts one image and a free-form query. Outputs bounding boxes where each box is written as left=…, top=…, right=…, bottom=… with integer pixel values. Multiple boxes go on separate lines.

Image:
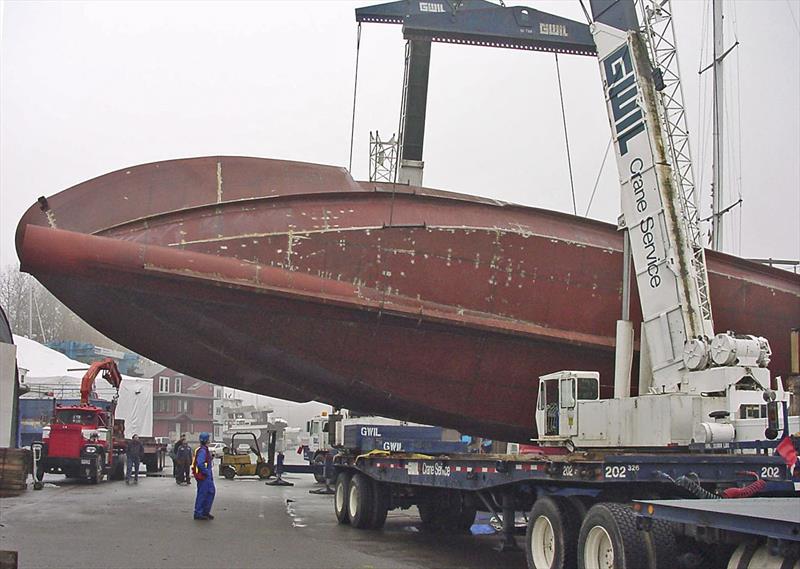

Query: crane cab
left=535, top=371, right=600, bottom=441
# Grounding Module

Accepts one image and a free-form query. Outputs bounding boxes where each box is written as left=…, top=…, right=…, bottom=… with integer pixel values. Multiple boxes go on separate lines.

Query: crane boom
left=592, top=22, right=714, bottom=390
left=80, top=358, right=123, bottom=406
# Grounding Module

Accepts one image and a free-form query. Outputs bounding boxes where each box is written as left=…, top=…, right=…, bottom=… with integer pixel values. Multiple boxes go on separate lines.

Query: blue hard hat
left=199, top=432, right=210, bottom=443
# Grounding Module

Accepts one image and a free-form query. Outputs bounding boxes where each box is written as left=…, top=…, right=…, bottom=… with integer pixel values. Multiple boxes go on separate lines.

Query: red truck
left=32, top=359, right=165, bottom=487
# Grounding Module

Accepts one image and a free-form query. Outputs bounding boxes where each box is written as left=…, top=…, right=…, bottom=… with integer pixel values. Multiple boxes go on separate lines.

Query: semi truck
left=326, top=2, right=800, bottom=568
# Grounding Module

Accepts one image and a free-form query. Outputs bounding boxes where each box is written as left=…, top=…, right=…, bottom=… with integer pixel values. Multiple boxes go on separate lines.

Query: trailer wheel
left=526, top=496, right=579, bottom=569
left=643, top=519, right=676, bottom=569
left=370, top=480, right=390, bottom=530
left=348, top=473, right=375, bottom=529
left=334, top=471, right=351, bottom=524
left=577, top=503, right=648, bottom=569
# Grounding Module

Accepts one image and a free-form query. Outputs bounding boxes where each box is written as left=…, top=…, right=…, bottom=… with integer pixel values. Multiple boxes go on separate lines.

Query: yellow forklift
left=219, top=432, right=275, bottom=480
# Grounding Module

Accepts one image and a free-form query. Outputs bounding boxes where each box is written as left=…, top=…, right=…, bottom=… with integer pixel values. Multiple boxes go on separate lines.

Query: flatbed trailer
left=331, top=440, right=800, bottom=569
left=635, top=498, right=800, bottom=569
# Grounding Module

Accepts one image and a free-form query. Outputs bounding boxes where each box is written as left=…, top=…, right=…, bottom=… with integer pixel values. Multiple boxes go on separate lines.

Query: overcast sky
left=2, top=0, right=799, bottom=268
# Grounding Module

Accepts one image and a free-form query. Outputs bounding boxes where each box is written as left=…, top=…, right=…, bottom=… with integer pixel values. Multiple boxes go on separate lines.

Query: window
left=174, top=377, right=182, bottom=393
left=155, top=399, right=169, bottom=413
left=577, top=377, right=599, bottom=401
left=209, top=402, right=213, bottom=415
left=159, top=377, right=169, bottom=393
left=56, top=410, right=97, bottom=425
left=179, top=400, right=189, bottom=413
left=560, top=378, right=576, bottom=409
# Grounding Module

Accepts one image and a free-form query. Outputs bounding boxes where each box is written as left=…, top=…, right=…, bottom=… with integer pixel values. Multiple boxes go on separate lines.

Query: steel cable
left=348, top=23, right=362, bottom=174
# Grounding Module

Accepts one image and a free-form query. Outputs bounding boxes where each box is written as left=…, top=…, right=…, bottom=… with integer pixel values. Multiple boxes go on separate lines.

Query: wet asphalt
left=0, top=464, right=526, bottom=569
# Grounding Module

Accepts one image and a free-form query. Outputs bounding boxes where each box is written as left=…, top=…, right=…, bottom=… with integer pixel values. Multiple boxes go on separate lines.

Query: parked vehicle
left=33, top=359, right=125, bottom=485
left=208, top=442, right=226, bottom=458
left=32, top=359, right=166, bottom=486
left=219, top=432, right=273, bottom=480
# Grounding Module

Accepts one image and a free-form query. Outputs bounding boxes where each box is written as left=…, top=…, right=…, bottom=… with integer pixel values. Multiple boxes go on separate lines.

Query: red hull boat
left=16, top=157, right=800, bottom=441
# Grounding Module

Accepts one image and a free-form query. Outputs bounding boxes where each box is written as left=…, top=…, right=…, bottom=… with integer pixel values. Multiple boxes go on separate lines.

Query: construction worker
left=174, top=434, right=192, bottom=485
left=126, top=434, right=144, bottom=485
left=191, top=432, right=215, bottom=520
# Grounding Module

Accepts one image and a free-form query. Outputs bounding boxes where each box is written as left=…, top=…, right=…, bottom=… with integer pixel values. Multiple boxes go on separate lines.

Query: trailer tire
left=577, top=503, right=648, bottom=569
left=334, top=471, right=351, bottom=524
left=370, top=480, right=390, bottom=530
left=643, top=519, right=676, bottom=569
left=348, top=473, right=375, bottom=529
left=526, top=496, right=579, bottom=569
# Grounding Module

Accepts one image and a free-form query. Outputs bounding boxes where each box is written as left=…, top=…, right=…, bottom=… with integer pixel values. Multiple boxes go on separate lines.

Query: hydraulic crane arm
left=80, top=358, right=123, bottom=406
left=592, top=20, right=714, bottom=390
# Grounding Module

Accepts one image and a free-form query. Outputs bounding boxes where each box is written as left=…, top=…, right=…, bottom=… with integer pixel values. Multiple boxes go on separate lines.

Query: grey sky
left=2, top=0, right=798, bottom=271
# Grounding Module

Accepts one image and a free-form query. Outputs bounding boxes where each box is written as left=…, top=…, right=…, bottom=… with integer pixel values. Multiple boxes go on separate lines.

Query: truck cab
left=535, top=371, right=600, bottom=440
left=37, top=403, right=121, bottom=483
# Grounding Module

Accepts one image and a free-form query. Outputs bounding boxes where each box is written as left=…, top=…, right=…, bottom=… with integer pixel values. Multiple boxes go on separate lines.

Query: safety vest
left=191, top=445, right=212, bottom=480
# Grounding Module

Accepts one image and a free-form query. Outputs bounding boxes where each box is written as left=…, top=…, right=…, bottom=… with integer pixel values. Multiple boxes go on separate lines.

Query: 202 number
left=760, top=466, right=780, bottom=478
left=605, top=465, right=627, bottom=479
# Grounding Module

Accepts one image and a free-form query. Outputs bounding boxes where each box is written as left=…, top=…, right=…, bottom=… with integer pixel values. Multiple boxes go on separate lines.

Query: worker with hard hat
left=191, top=432, right=216, bottom=520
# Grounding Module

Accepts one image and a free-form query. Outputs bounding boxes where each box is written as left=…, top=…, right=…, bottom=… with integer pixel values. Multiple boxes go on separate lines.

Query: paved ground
left=0, top=466, right=526, bottom=569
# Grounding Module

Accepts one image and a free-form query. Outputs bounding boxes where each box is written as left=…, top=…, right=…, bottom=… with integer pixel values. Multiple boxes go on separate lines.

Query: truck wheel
left=370, top=479, right=390, bottom=530
left=348, top=473, right=375, bottom=529
left=222, top=465, right=236, bottom=480
left=334, top=472, right=351, bottom=524
left=577, top=503, right=648, bottom=569
left=312, top=453, right=326, bottom=484
left=526, top=496, right=579, bottom=569
left=89, top=457, right=104, bottom=484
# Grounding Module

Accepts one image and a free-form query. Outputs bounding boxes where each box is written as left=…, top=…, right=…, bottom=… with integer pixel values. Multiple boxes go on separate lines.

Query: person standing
left=126, top=434, right=144, bottom=485
left=174, top=434, right=193, bottom=485
left=191, top=432, right=215, bottom=520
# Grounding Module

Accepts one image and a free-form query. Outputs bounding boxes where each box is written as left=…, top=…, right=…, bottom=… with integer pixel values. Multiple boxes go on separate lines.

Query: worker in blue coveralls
left=191, top=432, right=216, bottom=520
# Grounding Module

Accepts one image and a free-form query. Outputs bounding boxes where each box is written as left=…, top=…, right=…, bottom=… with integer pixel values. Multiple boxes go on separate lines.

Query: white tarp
left=14, top=335, right=153, bottom=437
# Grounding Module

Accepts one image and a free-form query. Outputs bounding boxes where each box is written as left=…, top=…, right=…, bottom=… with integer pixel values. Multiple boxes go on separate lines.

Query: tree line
left=0, top=264, right=123, bottom=348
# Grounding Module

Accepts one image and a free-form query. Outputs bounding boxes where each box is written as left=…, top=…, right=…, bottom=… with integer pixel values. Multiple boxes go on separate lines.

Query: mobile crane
left=325, top=2, right=800, bottom=569
left=33, top=359, right=126, bottom=485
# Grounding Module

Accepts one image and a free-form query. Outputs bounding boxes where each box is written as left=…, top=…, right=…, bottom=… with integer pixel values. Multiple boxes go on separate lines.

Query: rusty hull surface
left=16, top=157, right=800, bottom=441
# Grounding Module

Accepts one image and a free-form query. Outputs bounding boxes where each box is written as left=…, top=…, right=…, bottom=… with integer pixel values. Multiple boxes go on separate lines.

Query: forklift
left=219, top=431, right=276, bottom=480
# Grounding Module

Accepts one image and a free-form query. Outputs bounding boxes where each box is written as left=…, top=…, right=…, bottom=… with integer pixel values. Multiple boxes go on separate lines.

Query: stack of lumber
left=0, top=448, right=29, bottom=497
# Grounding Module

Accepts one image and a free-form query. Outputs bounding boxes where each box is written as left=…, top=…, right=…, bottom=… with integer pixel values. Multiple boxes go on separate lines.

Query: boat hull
left=17, top=157, right=800, bottom=441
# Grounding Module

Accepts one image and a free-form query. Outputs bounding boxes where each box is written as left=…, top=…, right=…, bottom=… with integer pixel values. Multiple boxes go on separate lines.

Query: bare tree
left=0, top=265, right=126, bottom=349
